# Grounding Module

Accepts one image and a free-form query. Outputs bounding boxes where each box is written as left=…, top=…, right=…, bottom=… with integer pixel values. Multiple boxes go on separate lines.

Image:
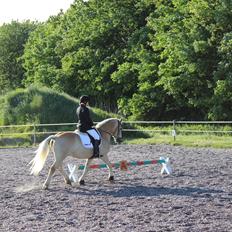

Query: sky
left=0, top=0, right=74, bottom=25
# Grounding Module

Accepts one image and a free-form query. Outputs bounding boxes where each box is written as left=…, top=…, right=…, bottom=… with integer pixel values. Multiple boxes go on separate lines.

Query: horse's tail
left=29, top=135, right=56, bottom=176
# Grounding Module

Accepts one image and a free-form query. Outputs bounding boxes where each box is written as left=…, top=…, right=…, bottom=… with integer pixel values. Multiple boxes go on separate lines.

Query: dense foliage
left=0, top=86, right=77, bottom=125
left=1, top=0, right=232, bottom=121
left=0, top=86, right=114, bottom=126
left=0, top=21, right=37, bottom=95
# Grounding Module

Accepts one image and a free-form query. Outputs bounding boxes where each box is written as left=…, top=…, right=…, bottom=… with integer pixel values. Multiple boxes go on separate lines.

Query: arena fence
left=1, top=121, right=232, bottom=147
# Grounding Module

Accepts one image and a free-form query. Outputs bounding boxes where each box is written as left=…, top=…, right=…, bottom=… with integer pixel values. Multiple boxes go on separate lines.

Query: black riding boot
left=93, top=140, right=100, bottom=158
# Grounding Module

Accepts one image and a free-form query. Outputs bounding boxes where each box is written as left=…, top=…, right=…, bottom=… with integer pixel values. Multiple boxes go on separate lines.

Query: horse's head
left=96, top=118, right=123, bottom=143
left=115, top=118, right=123, bottom=143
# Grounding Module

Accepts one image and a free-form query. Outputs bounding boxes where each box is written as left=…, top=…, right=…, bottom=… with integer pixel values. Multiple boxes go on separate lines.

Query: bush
left=1, top=86, right=76, bottom=125
left=0, top=86, right=117, bottom=126
left=0, top=86, right=120, bottom=146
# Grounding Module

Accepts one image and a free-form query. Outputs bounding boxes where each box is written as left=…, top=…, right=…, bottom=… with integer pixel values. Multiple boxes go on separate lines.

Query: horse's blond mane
left=96, top=118, right=117, bottom=129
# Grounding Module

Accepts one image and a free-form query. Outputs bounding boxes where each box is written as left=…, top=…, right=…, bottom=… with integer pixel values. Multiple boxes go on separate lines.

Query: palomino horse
left=30, top=118, right=122, bottom=189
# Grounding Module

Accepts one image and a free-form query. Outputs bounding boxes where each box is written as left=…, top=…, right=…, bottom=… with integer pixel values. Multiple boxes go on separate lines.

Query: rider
left=76, top=95, right=100, bottom=158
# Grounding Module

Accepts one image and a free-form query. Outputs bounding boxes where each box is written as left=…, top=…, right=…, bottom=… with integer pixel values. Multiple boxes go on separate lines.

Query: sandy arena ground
left=0, top=144, right=231, bottom=232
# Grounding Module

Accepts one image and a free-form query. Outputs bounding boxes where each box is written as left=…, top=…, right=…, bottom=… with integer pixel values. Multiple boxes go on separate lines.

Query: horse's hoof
left=109, top=176, right=114, bottom=181
left=79, top=180, right=85, bottom=185
left=66, top=179, right=72, bottom=186
left=42, top=184, right=48, bottom=190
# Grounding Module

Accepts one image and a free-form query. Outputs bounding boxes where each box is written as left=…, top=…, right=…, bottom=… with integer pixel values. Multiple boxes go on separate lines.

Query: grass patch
left=122, top=122, right=232, bottom=148
left=124, top=133, right=232, bottom=148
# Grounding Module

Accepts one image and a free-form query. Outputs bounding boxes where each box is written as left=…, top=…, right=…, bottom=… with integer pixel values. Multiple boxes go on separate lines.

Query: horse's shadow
left=66, top=182, right=224, bottom=199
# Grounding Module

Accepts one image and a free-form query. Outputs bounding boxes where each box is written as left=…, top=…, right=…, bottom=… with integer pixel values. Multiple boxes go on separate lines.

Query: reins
left=98, top=120, right=121, bottom=144
left=98, top=128, right=118, bottom=143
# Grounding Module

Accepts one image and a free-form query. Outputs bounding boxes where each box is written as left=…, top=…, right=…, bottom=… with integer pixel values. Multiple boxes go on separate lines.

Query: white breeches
left=87, top=129, right=100, bottom=140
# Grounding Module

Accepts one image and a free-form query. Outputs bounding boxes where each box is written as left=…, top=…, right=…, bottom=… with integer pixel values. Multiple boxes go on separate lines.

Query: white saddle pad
left=74, top=130, right=93, bottom=148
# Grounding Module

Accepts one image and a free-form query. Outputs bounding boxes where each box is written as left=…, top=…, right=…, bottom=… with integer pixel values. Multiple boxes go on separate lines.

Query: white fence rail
left=1, top=121, right=232, bottom=146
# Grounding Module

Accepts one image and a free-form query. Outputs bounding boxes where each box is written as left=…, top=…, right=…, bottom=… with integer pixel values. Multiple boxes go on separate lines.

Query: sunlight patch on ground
left=14, top=182, right=40, bottom=193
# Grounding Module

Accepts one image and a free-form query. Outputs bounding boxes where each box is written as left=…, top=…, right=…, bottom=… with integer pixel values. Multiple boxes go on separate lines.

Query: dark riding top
left=76, top=103, right=94, bottom=132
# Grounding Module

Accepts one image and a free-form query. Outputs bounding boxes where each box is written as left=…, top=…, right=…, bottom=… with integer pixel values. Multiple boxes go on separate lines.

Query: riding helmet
left=80, top=95, right=90, bottom=103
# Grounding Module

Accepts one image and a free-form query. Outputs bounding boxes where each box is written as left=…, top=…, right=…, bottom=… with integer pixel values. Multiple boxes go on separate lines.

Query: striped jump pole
left=68, top=157, right=172, bottom=182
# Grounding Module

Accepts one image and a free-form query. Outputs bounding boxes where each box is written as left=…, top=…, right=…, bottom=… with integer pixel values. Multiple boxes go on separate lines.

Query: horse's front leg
left=100, top=155, right=114, bottom=181
left=78, top=159, right=93, bottom=185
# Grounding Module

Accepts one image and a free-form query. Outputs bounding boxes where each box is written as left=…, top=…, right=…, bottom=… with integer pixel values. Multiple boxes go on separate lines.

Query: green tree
left=209, top=32, right=232, bottom=120
left=59, top=0, right=153, bottom=110
left=0, top=20, right=37, bottom=94
left=23, top=0, right=157, bottom=112
left=21, top=0, right=232, bottom=120
left=22, top=14, right=65, bottom=91
left=147, top=0, right=232, bottom=120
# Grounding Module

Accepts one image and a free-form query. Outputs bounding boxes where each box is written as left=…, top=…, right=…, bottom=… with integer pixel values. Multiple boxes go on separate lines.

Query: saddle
left=74, top=130, right=93, bottom=148
left=74, top=129, right=102, bottom=158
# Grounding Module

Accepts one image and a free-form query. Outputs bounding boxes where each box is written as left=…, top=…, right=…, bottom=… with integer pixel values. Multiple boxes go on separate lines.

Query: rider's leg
left=87, top=129, right=101, bottom=158
left=93, top=139, right=100, bottom=157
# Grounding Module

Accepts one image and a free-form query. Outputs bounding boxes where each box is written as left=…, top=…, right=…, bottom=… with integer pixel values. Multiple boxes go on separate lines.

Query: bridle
left=98, top=119, right=122, bottom=144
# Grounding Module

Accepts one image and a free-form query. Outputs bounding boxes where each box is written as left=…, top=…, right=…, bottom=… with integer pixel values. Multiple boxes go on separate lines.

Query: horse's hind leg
left=43, top=148, right=65, bottom=189
left=43, top=162, right=57, bottom=190
left=100, top=155, right=114, bottom=181
left=78, top=159, right=93, bottom=185
left=58, top=166, right=72, bottom=186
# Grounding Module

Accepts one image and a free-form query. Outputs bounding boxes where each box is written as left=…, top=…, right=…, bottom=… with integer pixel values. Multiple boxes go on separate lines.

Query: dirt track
left=0, top=145, right=231, bottom=232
